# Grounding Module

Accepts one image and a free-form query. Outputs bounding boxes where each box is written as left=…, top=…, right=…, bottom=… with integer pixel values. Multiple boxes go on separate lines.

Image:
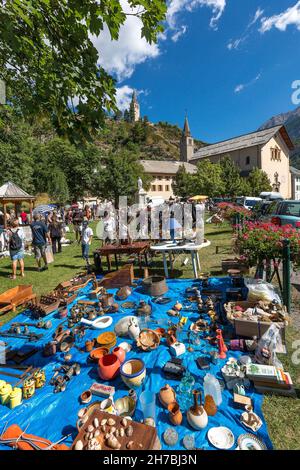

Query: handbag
left=45, top=244, right=54, bottom=264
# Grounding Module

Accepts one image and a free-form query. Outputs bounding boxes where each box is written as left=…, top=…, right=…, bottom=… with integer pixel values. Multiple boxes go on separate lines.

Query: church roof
left=0, top=181, right=35, bottom=200
left=141, top=160, right=197, bottom=175
left=191, top=125, right=294, bottom=161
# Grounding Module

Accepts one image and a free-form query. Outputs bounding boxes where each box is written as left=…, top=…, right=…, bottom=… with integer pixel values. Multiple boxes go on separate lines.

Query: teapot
left=187, top=390, right=208, bottom=430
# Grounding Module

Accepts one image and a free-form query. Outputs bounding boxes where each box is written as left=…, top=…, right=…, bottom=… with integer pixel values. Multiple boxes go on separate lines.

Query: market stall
left=0, top=275, right=284, bottom=451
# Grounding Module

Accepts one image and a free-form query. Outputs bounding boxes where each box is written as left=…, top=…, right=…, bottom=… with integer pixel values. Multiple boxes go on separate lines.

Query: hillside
left=259, top=106, right=300, bottom=168
left=95, top=119, right=206, bottom=161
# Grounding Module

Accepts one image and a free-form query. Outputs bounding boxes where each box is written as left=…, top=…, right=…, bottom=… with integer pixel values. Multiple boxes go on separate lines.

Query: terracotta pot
left=80, top=389, right=92, bottom=404
left=204, top=394, right=217, bottom=416
left=159, top=384, right=176, bottom=408
left=97, top=354, right=121, bottom=381
left=90, top=347, right=109, bottom=362
left=113, top=346, right=126, bottom=364
left=155, top=327, right=166, bottom=338
left=168, top=402, right=183, bottom=426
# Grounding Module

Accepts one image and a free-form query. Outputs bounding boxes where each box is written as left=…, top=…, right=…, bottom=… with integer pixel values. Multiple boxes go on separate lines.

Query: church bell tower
left=180, top=116, right=194, bottom=162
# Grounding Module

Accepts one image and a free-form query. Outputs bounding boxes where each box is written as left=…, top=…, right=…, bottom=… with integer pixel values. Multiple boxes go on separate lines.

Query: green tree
left=172, top=165, right=194, bottom=198
left=193, top=160, right=225, bottom=198
left=0, top=0, right=167, bottom=142
left=97, top=151, right=151, bottom=205
left=47, top=168, right=69, bottom=204
left=247, top=168, right=272, bottom=196
left=0, top=107, right=34, bottom=191
left=220, top=156, right=246, bottom=196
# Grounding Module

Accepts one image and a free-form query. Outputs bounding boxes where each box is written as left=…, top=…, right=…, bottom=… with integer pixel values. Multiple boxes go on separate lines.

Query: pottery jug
left=204, top=394, right=217, bottom=416
left=128, top=317, right=140, bottom=340
left=136, top=300, right=152, bottom=317
left=159, top=384, right=176, bottom=408
left=98, top=353, right=121, bottom=381
left=187, top=390, right=208, bottom=430
left=113, top=346, right=126, bottom=364
left=168, top=402, right=183, bottom=426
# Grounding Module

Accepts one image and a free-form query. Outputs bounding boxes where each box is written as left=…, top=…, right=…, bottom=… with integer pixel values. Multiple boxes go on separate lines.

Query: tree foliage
left=194, top=160, right=225, bottom=197
left=97, top=151, right=152, bottom=205
left=220, top=156, right=248, bottom=197
left=172, top=165, right=193, bottom=199
left=0, top=0, right=167, bottom=142
left=247, top=168, right=272, bottom=196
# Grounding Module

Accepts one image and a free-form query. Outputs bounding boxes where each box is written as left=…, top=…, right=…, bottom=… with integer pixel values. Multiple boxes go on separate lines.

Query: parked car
left=252, top=200, right=273, bottom=219
left=235, top=196, right=262, bottom=210
left=259, top=191, right=284, bottom=201
left=260, top=200, right=300, bottom=227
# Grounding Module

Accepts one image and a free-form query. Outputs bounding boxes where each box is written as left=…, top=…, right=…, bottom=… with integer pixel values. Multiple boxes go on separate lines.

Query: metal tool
left=0, top=331, right=43, bottom=342
left=11, top=320, right=52, bottom=330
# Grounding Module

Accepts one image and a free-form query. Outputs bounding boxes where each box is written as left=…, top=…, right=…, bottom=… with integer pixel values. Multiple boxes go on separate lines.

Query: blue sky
left=97, top=1, right=300, bottom=143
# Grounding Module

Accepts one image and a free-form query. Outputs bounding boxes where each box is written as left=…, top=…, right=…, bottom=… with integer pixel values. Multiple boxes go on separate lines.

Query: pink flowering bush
left=216, top=202, right=251, bottom=220
left=236, top=221, right=300, bottom=267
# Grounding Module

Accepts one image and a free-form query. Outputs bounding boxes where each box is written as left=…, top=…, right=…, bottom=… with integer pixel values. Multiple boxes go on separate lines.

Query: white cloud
left=234, top=73, right=261, bottom=93
left=92, top=0, right=227, bottom=82
left=167, top=0, right=226, bottom=31
left=115, top=85, right=134, bottom=111
left=260, top=1, right=300, bottom=33
left=227, top=7, right=264, bottom=51
left=249, top=7, right=264, bottom=27
left=171, top=25, right=188, bottom=42
left=92, top=0, right=160, bottom=81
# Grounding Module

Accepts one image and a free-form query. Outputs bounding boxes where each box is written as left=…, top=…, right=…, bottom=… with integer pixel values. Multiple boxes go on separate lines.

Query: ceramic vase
left=113, top=346, right=126, bottom=364
left=187, top=390, right=208, bottom=430
left=0, top=383, right=12, bottom=405
left=167, top=402, right=183, bottom=426
left=9, top=387, right=22, bottom=409
left=98, top=353, right=121, bottom=381
left=159, top=384, right=176, bottom=408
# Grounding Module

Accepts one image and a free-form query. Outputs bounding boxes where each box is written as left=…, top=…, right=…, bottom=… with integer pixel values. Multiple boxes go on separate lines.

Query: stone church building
left=181, top=120, right=294, bottom=199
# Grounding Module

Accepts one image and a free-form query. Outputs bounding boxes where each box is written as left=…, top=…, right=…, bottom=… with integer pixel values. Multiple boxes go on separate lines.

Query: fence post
left=282, top=239, right=291, bottom=313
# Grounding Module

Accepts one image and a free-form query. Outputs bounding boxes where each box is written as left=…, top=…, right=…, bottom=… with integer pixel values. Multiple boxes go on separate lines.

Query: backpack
left=9, top=229, right=23, bottom=251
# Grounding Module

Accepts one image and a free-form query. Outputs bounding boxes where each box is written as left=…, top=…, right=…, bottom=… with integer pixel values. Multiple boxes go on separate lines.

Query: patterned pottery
left=120, top=359, right=146, bottom=389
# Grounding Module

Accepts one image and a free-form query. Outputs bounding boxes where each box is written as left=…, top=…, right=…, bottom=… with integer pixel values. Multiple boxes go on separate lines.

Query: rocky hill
left=95, top=118, right=206, bottom=161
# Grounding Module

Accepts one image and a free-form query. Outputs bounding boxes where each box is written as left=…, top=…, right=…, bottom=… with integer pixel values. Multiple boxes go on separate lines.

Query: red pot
left=112, top=346, right=126, bottom=364
left=98, top=353, right=121, bottom=381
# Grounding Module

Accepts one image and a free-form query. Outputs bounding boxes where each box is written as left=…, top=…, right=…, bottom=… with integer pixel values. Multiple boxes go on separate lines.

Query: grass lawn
left=0, top=221, right=299, bottom=449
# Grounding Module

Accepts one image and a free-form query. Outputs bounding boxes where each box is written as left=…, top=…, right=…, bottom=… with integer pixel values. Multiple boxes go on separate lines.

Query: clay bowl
left=120, top=359, right=146, bottom=390
left=80, top=389, right=92, bottom=404
left=97, top=353, right=121, bottom=381
left=96, top=331, right=117, bottom=347
left=136, top=329, right=160, bottom=352
left=89, top=347, right=110, bottom=363
left=114, top=395, right=136, bottom=417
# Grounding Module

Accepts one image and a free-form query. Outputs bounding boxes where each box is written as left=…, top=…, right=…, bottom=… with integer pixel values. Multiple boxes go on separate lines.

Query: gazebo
left=0, top=181, right=36, bottom=228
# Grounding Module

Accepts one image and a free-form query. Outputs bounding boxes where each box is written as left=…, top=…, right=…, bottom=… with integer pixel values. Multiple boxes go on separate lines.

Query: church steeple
left=180, top=115, right=194, bottom=162
left=129, top=90, right=140, bottom=122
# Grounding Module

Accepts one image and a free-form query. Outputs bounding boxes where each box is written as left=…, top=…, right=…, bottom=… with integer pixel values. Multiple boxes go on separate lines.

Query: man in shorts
left=30, top=213, right=51, bottom=272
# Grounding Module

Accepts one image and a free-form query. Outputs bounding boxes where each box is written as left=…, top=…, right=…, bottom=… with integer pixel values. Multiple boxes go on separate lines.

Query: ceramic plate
left=237, top=433, right=267, bottom=450
left=207, top=427, right=235, bottom=450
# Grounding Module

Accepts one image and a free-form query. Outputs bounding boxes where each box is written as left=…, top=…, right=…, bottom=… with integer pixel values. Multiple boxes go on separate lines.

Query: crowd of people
left=0, top=197, right=207, bottom=280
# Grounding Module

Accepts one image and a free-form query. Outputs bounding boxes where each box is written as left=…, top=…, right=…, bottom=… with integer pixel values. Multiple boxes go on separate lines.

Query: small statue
left=138, top=177, right=143, bottom=191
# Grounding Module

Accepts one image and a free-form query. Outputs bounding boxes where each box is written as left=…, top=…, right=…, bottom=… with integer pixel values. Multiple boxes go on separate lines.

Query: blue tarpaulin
left=0, top=278, right=273, bottom=450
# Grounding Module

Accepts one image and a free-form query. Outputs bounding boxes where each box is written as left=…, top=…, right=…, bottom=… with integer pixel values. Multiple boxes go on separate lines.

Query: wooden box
left=72, top=409, right=160, bottom=451
left=221, top=258, right=249, bottom=274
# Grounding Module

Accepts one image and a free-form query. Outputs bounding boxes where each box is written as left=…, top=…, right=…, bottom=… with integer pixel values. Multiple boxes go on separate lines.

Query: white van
left=259, top=192, right=283, bottom=201
left=236, top=197, right=262, bottom=210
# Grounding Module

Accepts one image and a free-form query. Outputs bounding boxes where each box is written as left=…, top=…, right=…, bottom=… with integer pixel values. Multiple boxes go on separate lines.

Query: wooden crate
left=72, top=409, right=160, bottom=450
